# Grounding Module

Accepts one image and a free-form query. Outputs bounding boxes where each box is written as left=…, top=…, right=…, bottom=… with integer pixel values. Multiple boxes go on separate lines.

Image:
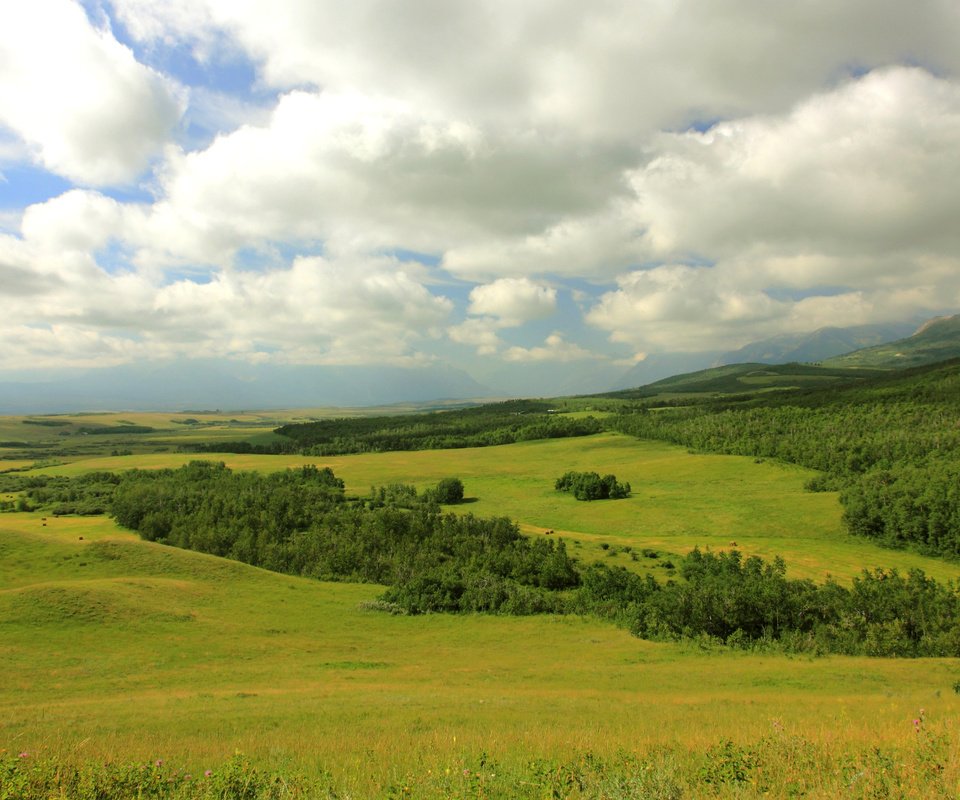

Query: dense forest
left=609, top=360, right=960, bottom=559
left=110, top=462, right=579, bottom=613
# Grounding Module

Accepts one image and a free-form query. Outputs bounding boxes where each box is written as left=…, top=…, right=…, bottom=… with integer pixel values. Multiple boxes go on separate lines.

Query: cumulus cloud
left=448, top=278, right=558, bottom=356
left=503, top=333, right=594, bottom=363
left=586, top=67, right=960, bottom=353
left=127, top=89, right=627, bottom=270
left=0, top=234, right=453, bottom=369
left=587, top=265, right=786, bottom=352
left=0, top=0, right=183, bottom=185
left=467, top=278, right=557, bottom=325
left=448, top=317, right=502, bottom=356
left=4, top=2, right=960, bottom=383
left=109, top=0, right=960, bottom=134
left=20, top=190, right=137, bottom=253
left=627, top=67, right=960, bottom=263
left=0, top=324, right=143, bottom=370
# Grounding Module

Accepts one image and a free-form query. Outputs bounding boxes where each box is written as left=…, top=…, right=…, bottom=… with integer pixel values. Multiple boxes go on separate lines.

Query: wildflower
left=155, top=759, right=164, bottom=767
left=18, top=752, right=29, bottom=759
left=204, top=770, right=213, bottom=777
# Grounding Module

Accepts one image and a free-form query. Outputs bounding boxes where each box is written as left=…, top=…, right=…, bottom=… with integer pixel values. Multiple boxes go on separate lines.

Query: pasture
left=5, top=427, right=960, bottom=795
left=31, top=432, right=960, bottom=583
left=2, top=512, right=959, bottom=797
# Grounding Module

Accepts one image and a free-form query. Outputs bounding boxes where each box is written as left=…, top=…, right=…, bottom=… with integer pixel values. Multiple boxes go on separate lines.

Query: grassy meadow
left=4, top=415, right=960, bottom=796
left=2, top=511, right=960, bottom=797
left=29, top=431, right=960, bottom=583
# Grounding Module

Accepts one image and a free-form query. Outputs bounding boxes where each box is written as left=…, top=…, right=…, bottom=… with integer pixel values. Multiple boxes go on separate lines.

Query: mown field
left=4, top=423, right=960, bottom=796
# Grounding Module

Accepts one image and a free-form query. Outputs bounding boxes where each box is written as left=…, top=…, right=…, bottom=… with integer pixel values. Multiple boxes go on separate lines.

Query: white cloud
left=503, top=333, right=594, bottom=363
left=442, top=205, right=643, bottom=281
left=150, top=255, right=452, bottom=364
left=0, top=233, right=453, bottom=368
left=449, top=278, right=559, bottom=357
left=585, top=67, right=960, bottom=353
left=448, top=317, right=502, bottom=356
left=128, top=89, right=626, bottom=270
left=0, top=324, right=144, bottom=370
left=467, top=278, right=557, bottom=325
left=0, top=0, right=183, bottom=185
left=587, top=265, right=785, bottom=352
left=626, top=67, right=960, bottom=264
left=21, top=190, right=132, bottom=253
left=109, top=0, right=960, bottom=134
left=4, top=2, right=960, bottom=384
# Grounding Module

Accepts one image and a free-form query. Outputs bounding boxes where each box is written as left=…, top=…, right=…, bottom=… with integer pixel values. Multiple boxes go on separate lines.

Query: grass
left=6, top=429, right=960, bottom=795
left=3, top=512, right=960, bottom=796
left=0, top=404, right=491, bottom=462
left=32, top=432, right=960, bottom=583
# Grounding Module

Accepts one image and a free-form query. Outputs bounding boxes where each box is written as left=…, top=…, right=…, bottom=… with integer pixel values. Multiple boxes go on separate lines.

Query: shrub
left=434, top=477, right=465, bottom=504
left=555, top=471, right=630, bottom=501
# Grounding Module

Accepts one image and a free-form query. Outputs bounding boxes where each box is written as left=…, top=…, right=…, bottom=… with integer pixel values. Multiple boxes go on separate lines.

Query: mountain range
left=612, top=319, right=924, bottom=389
left=0, top=314, right=958, bottom=412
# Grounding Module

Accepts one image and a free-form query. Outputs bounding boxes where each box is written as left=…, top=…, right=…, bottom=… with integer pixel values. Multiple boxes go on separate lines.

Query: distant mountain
left=604, top=362, right=886, bottom=399
left=610, top=352, right=724, bottom=391
left=717, top=321, right=919, bottom=366
left=474, top=360, right=627, bottom=399
left=824, top=314, right=960, bottom=368
left=612, top=320, right=924, bottom=392
left=0, top=360, right=490, bottom=414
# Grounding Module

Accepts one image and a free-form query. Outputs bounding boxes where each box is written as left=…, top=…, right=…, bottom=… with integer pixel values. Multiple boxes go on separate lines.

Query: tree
left=435, top=477, right=465, bottom=504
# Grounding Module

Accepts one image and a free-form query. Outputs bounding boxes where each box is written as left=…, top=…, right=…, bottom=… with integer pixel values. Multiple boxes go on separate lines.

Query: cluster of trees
left=79, top=425, right=155, bottom=435
left=576, top=549, right=960, bottom=657
left=841, top=461, right=960, bottom=558
left=0, top=470, right=120, bottom=515
left=186, top=401, right=604, bottom=456
left=555, top=471, right=631, bottom=500
left=110, top=462, right=578, bottom=612
left=610, top=360, right=960, bottom=557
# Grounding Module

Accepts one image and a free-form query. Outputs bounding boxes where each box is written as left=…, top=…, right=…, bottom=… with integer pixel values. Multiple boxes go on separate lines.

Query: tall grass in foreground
left=3, top=715, right=956, bottom=799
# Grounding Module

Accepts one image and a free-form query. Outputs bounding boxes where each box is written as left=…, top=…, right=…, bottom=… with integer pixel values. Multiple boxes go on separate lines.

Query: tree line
left=184, top=400, right=603, bottom=456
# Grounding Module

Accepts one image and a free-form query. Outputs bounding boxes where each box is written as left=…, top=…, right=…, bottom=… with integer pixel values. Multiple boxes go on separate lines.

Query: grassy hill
left=603, top=362, right=885, bottom=400
left=824, top=313, right=960, bottom=368
left=3, top=501, right=960, bottom=797
left=6, top=368, right=960, bottom=795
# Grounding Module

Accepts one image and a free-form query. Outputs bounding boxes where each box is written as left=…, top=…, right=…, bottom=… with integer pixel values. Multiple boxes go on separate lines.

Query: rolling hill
left=824, top=313, right=960, bottom=368
left=603, top=361, right=887, bottom=399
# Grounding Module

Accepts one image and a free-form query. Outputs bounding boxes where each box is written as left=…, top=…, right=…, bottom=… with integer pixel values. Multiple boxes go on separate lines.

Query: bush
left=555, top=471, right=630, bottom=501
left=434, top=477, right=465, bottom=504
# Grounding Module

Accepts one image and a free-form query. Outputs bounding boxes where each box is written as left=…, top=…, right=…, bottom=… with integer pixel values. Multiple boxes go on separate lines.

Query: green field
left=2, top=512, right=959, bottom=796
left=5, top=428, right=960, bottom=796
left=33, top=432, right=960, bottom=583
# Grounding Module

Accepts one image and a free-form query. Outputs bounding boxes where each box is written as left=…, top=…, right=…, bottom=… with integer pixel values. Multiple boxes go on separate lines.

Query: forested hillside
left=609, top=359, right=960, bottom=558
left=825, top=313, right=960, bottom=368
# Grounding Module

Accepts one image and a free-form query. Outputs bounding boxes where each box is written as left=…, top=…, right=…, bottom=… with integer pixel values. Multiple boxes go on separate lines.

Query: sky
left=1, top=1, right=959, bottom=395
